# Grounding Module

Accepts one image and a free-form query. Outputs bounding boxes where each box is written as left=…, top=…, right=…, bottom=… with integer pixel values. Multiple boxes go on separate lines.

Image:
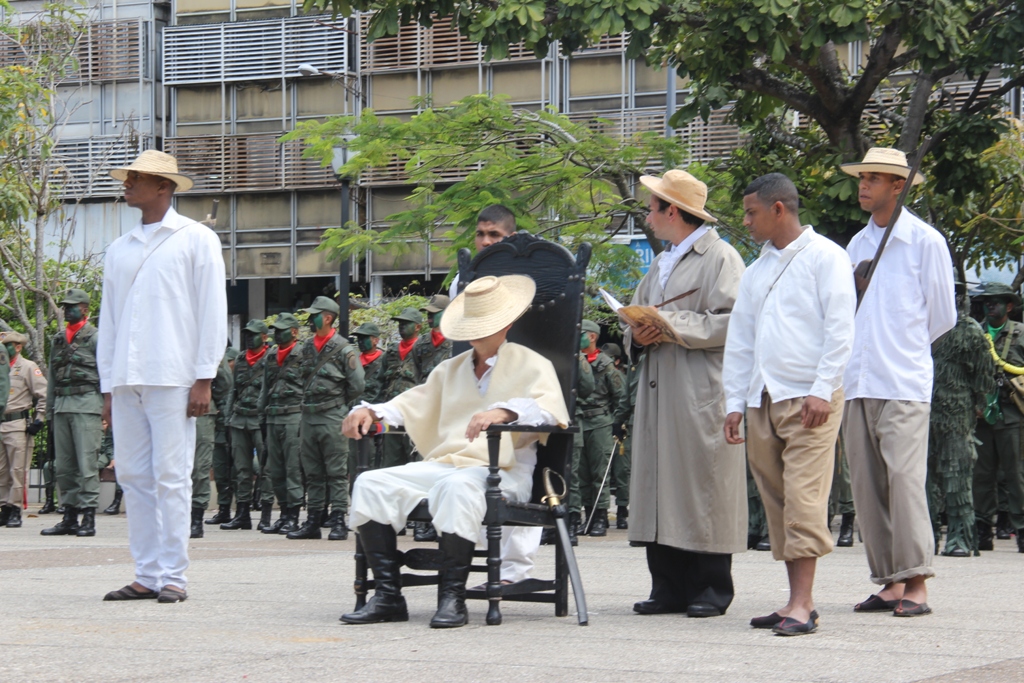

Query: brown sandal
left=103, top=584, right=158, bottom=601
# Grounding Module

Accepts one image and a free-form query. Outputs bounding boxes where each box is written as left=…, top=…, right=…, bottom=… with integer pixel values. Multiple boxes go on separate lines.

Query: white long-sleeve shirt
left=97, top=207, right=228, bottom=392
left=723, top=226, right=856, bottom=414
left=843, top=210, right=957, bottom=402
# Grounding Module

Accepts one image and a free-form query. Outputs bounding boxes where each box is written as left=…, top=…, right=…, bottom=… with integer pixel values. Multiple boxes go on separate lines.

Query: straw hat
left=840, top=147, right=925, bottom=186
left=110, top=150, right=194, bottom=192
left=639, top=169, right=717, bottom=223
left=440, top=275, right=536, bottom=341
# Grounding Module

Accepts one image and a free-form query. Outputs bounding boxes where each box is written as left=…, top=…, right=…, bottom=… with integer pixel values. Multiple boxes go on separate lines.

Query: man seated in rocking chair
left=341, top=275, right=569, bottom=629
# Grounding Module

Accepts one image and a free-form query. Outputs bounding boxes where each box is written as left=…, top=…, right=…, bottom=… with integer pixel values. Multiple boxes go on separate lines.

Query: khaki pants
left=746, top=390, right=843, bottom=561
left=843, top=399, right=935, bottom=585
left=0, top=425, right=32, bottom=507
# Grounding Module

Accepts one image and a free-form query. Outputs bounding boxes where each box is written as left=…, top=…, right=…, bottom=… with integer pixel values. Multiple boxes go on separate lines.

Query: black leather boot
left=996, top=511, right=1013, bottom=540
left=977, top=520, right=994, bottom=551
left=429, top=532, right=475, bottom=628
left=837, top=513, right=855, bottom=547
left=328, top=513, right=350, bottom=541
left=0, top=505, right=10, bottom=526
left=206, top=503, right=232, bottom=525
left=286, top=509, right=323, bottom=539
left=190, top=507, right=205, bottom=538
left=578, top=507, right=590, bottom=535
left=616, top=505, right=629, bottom=530
left=220, top=503, right=252, bottom=530
left=1017, top=529, right=1024, bottom=553
left=38, top=486, right=56, bottom=514
left=6, top=505, right=22, bottom=528
left=257, top=503, right=274, bottom=531
left=41, top=507, right=79, bottom=536
left=413, top=522, right=438, bottom=542
left=322, top=507, right=339, bottom=528
left=76, top=508, right=96, bottom=537
left=540, top=527, right=556, bottom=545
left=103, top=490, right=122, bottom=515
left=340, top=521, right=408, bottom=624
left=262, top=506, right=287, bottom=534
left=755, top=535, right=771, bottom=551
left=567, top=511, right=580, bottom=547
left=277, top=505, right=301, bottom=535
left=589, top=509, right=608, bottom=537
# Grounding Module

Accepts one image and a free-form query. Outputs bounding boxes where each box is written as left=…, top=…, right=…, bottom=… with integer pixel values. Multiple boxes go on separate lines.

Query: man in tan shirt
left=0, top=331, right=47, bottom=528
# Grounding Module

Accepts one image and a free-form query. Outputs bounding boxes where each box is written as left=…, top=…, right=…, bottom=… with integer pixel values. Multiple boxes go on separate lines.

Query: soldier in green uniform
left=378, top=307, right=423, bottom=469
left=414, top=295, right=452, bottom=379
left=97, top=422, right=121, bottom=515
left=552, top=352, right=595, bottom=547
left=973, top=282, right=1024, bottom=552
left=287, top=297, right=364, bottom=541
left=259, top=313, right=306, bottom=535
left=190, top=352, right=232, bottom=538
left=221, top=320, right=270, bottom=531
left=830, top=437, right=856, bottom=546
left=349, top=322, right=386, bottom=478
left=609, top=345, right=639, bottom=530
left=42, top=289, right=102, bottom=538
left=206, top=346, right=238, bottom=525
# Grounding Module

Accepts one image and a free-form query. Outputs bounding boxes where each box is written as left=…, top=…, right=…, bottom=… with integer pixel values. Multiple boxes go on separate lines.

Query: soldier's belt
left=233, top=406, right=260, bottom=417
left=2, top=410, right=29, bottom=423
left=581, top=407, right=609, bottom=419
left=55, top=385, right=100, bottom=396
left=302, top=396, right=347, bottom=415
left=266, top=404, right=302, bottom=416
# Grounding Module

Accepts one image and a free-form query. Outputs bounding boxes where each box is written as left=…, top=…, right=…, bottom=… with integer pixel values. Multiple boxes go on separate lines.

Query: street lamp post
left=330, top=138, right=357, bottom=336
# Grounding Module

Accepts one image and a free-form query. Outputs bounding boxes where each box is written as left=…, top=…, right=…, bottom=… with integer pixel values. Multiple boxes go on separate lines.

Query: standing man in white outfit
left=97, top=151, right=228, bottom=604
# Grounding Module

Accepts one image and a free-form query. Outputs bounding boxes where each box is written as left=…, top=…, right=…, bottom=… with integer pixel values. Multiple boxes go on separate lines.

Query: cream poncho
left=386, top=342, right=569, bottom=469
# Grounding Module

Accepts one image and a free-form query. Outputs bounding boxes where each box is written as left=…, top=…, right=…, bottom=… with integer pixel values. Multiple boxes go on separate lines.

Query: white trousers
left=496, top=526, right=542, bottom=583
left=351, top=460, right=534, bottom=546
left=112, top=386, right=195, bottom=591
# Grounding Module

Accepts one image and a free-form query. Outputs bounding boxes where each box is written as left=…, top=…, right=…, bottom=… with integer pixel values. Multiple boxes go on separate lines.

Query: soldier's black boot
left=413, top=522, right=438, bottom=542
left=616, top=505, right=629, bottom=530
left=540, top=528, right=556, bottom=545
left=578, top=507, right=590, bottom=535
left=567, top=511, right=580, bottom=547
left=262, top=506, right=288, bottom=534
left=837, top=513, right=855, bottom=547
left=220, top=503, right=252, bottom=530
left=103, top=490, right=122, bottom=515
left=322, top=507, right=337, bottom=528
left=38, top=486, right=56, bottom=514
left=6, top=505, right=22, bottom=528
left=1017, top=530, right=1024, bottom=553
left=206, top=503, right=232, bottom=525
left=328, top=512, right=350, bottom=541
left=996, top=511, right=1013, bottom=540
left=589, top=509, right=608, bottom=537
left=257, top=503, right=274, bottom=531
left=0, top=505, right=10, bottom=526
left=755, top=535, right=771, bottom=551
left=287, top=509, right=323, bottom=539
left=190, top=508, right=205, bottom=539
left=76, top=508, right=96, bottom=537
left=340, top=521, right=408, bottom=624
left=977, top=520, right=994, bottom=551
left=429, top=532, right=475, bottom=628
left=277, top=505, right=301, bottom=535
left=41, top=507, right=79, bottom=536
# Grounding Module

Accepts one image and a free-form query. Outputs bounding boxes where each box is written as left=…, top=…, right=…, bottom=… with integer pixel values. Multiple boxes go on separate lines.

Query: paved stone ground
left=2, top=511, right=1022, bottom=683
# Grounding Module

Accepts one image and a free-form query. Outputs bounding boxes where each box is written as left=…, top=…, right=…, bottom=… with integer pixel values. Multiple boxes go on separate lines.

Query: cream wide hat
left=110, top=150, right=194, bottom=192
left=639, top=169, right=717, bottom=223
left=840, top=147, right=925, bottom=186
left=440, top=275, right=536, bottom=341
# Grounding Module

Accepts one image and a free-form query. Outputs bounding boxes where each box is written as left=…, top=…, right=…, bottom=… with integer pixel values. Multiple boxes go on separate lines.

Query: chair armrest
left=484, top=424, right=579, bottom=435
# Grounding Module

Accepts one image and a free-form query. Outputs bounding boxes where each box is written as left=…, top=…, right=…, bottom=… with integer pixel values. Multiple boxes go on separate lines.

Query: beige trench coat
left=625, top=228, right=748, bottom=554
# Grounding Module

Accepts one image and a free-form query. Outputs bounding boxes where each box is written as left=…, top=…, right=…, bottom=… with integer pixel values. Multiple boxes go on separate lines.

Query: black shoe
left=616, top=505, right=629, bottom=530
left=190, top=507, right=205, bottom=539
left=0, top=505, right=11, bottom=526
left=103, top=490, right=122, bottom=515
left=322, top=508, right=341, bottom=528
left=340, top=522, right=408, bottom=624
left=687, top=602, right=723, bottom=618
left=5, top=505, right=21, bottom=528
left=996, top=511, right=1013, bottom=540
left=276, top=505, right=301, bottom=535
left=220, top=503, right=252, bottom=530
left=76, top=508, right=96, bottom=537
left=772, top=615, right=817, bottom=635
left=633, top=599, right=686, bottom=615
left=567, top=511, right=580, bottom=547
left=414, top=522, right=438, bottom=542
left=38, top=496, right=57, bottom=515
left=747, top=533, right=761, bottom=550
left=540, top=527, right=556, bottom=545
left=837, top=513, right=855, bottom=547
left=41, top=507, right=79, bottom=536
left=328, top=515, right=350, bottom=541
left=589, top=508, right=608, bottom=537
left=286, top=509, right=324, bottom=540
left=251, top=498, right=262, bottom=513
left=751, top=610, right=819, bottom=629
left=977, top=520, right=994, bottom=551
left=755, top=535, right=771, bottom=551
left=429, top=533, right=475, bottom=628
left=206, top=504, right=232, bottom=525
left=256, top=503, right=274, bottom=531
left=262, top=506, right=288, bottom=534
left=1017, top=530, right=1024, bottom=554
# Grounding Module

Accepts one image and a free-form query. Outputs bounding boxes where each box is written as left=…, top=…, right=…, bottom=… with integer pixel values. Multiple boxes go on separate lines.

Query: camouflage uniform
left=379, top=307, right=423, bottom=468
left=224, top=320, right=270, bottom=529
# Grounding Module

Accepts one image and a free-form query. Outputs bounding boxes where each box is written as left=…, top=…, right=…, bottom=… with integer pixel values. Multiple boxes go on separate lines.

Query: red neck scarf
left=585, top=349, right=599, bottom=364
left=398, top=337, right=416, bottom=360
left=431, top=329, right=445, bottom=347
left=246, top=345, right=267, bottom=366
left=361, top=349, right=383, bottom=366
left=314, top=328, right=336, bottom=353
left=65, top=319, right=87, bottom=344
left=276, top=341, right=296, bottom=366
left=8, top=355, right=15, bottom=367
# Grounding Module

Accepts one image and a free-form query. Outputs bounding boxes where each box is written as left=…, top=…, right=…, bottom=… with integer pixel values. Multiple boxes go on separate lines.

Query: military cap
left=353, top=322, right=382, bottom=337
left=421, top=294, right=451, bottom=313
left=244, top=319, right=269, bottom=334
left=601, top=342, right=623, bottom=359
left=581, top=319, right=601, bottom=335
left=271, top=312, right=300, bottom=330
left=392, top=307, right=424, bottom=324
left=225, top=347, right=240, bottom=361
left=305, top=295, right=341, bottom=316
left=2, top=331, right=27, bottom=345
left=974, top=282, right=1023, bottom=307
left=59, top=288, right=90, bottom=306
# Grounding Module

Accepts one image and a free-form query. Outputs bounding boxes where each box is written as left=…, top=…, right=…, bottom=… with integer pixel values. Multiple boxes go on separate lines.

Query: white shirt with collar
left=658, top=225, right=709, bottom=290
left=843, top=209, right=956, bottom=402
left=723, top=226, right=856, bottom=413
left=97, top=207, right=228, bottom=392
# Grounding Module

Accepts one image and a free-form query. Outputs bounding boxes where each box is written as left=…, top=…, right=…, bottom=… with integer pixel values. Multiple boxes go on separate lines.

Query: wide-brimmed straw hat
left=840, top=147, right=925, bottom=186
left=110, top=150, right=194, bottom=192
left=639, top=169, right=717, bottom=223
left=440, top=275, right=536, bottom=341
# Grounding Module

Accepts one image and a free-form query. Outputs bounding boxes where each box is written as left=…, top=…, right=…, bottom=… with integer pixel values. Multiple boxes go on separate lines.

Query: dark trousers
left=646, top=543, right=734, bottom=614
